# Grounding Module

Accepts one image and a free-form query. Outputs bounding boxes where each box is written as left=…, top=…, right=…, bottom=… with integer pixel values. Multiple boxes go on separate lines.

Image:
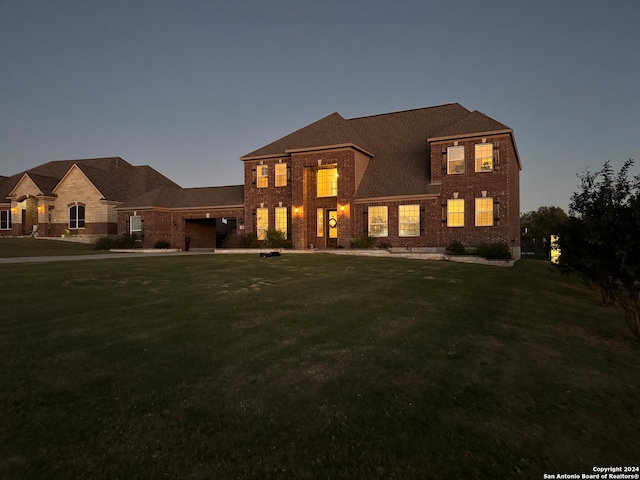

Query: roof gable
left=241, top=112, right=373, bottom=159
left=52, top=164, right=105, bottom=199
left=8, top=173, right=45, bottom=198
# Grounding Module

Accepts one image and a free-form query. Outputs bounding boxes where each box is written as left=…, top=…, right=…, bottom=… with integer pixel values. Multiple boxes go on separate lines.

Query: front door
left=327, top=209, right=338, bottom=247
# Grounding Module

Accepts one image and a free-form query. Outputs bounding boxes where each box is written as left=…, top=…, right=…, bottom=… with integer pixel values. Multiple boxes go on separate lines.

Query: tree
left=521, top=206, right=568, bottom=256
left=557, top=159, right=640, bottom=341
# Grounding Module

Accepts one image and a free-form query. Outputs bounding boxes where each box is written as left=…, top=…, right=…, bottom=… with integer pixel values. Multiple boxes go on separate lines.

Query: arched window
left=69, top=205, right=85, bottom=229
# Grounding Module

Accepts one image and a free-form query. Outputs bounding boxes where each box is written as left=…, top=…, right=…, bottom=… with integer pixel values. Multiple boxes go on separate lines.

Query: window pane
left=475, top=143, right=493, bottom=172
left=399, top=204, right=420, bottom=237
left=275, top=163, right=287, bottom=187
left=447, top=146, right=465, bottom=174
left=317, top=167, right=337, bottom=197
left=317, top=209, right=324, bottom=237
left=257, top=166, right=268, bottom=188
left=475, top=197, right=493, bottom=226
left=368, top=206, right=388, bottom=237
left=256, top=208, right=268, bottom=240
left=275, top=207, right=287, bottom=238
left=77, top=205, right=85, bottom=228
left=447, top=199, right=464, bottom=227
left=130, top=215, right=142, bottom=239
left=69, top=206, right=77, bottom=229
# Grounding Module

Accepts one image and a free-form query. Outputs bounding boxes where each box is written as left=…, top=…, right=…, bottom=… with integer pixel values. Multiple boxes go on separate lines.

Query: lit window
left=399, top=205, right=420, bottom=237
left=475, top=144, right=493, bottom=172
left=257, top=165, right=268, bottom=188
left=317, top=167, right=337, bottom=197
left=447, top=146, right=464, bottom=174
left=256, top=207, right=268, bottom=240
left=368, top=206, right=388, bottom=237
left=275, top=163, right=287, bottom=187
left=275, top=207, right=288, bottom=238
left=475, top=197, right=493, bottom=226
left=447, top=199, right=464, bottom=227
left=0, top=210, right=11, bottom=230
left=69, top=205, right=85, bottom=229
left=130, top=215, right=142, bottom=239
left=317, top=209, right=324, bottom=237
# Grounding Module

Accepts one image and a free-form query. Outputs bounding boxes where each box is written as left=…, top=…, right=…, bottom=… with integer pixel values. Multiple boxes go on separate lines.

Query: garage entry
left=184, top=217, right=237, bottom=250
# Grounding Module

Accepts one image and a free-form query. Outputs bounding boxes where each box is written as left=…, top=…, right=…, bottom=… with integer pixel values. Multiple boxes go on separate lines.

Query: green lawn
left=0, top=254, right=637, bottom=479
left=0, top=237, right=102, bottom=257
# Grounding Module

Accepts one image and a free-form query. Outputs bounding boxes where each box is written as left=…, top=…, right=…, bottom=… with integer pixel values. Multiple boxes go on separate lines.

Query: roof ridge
left=347, top=103, right=466, bottom=121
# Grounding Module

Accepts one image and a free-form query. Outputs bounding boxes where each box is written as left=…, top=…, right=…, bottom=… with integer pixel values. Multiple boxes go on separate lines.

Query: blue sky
left=1, top=0, right=638, bottom=213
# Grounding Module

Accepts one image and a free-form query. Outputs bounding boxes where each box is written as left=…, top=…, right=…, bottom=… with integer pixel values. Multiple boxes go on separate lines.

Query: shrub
left=94, top=237, right=116, bottom=250
left=222, top=233, right=260, bottom=249
left=474, top=242, right=512, bottom=260
left=445, top=240, right=466, bottom=255
left=114, top=234, right=137, bottom=249
left=350, top=235, right=376, bottom=249
left=153, top=240, right=171, bottom=249
left=264, top=229, right=292, bottom=248
left=378, top=241, right=393, bottom=250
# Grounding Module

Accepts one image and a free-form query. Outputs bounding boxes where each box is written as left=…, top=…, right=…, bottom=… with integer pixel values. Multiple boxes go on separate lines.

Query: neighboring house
left=240, top=103, right=522, bottom=258
left=116, top=185, right=244, bottom=250
left=0, top=157, right=179, bottom=242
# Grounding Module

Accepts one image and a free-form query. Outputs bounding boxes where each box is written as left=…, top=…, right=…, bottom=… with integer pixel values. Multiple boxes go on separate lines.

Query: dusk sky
left=1, top=0, right=638, bottom=213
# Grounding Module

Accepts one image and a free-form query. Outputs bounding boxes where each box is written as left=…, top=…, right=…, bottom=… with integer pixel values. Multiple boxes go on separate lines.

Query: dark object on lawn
left=260, top=252, right=281, bottom=258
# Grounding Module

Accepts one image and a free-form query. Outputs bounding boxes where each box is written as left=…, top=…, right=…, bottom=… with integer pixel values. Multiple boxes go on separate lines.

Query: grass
left=0, top=237, right=102, bottom=257
left=0, top=253, right=638, bottom=479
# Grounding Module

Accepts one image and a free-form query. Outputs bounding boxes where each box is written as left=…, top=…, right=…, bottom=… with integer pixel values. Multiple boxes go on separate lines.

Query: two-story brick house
left=240, top=103, right=521, bottom=258
left=3, top=103, right=521, bottom=258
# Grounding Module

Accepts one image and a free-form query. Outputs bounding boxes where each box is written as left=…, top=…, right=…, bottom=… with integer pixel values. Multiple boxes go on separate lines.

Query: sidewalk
left=0, top=251, right=216, bottom=265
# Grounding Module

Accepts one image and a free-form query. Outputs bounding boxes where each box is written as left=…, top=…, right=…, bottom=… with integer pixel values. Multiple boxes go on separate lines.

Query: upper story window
left=475, top=197, right=494, bottom=226
left=399, top=204, right=420, bottom=237
left=69, top=204, right=85, bottom=229
left=368, top=206, right=388, bottom=237
left=475, top=144, right=494, bottom=172
left=317, top=167, right=337, bottom=197
left=447, top=146, right=465, bottom=174
left=256, top=207, right=268, bottom=240
left=257, top=165, right=268, bottom=188
left=275, top=163, right=288, bottom=187
left=447, top=199, right=464, bottom=227
left=0, top=210, right=11, bottom=230
left=130, top=215, right=142, bottom=239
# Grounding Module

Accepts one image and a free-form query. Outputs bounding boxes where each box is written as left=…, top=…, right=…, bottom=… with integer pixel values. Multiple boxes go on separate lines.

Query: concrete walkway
left=0, top=251, right=216, bottom=265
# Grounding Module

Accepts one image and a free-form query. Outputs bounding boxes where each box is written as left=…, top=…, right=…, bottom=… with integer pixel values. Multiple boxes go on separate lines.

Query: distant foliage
left=445, top=240, right=466, bottom=255
left=350, top=235, right=376, bottom=249
left=557, top=159, right=640, bottom=342
left=153, top=240, right=171, bottom=249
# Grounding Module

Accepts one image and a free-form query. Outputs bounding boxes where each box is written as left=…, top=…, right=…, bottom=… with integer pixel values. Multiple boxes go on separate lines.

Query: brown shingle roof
left=427, top=110, right=511, bottom=140
left=1, top=157, right=179, bottom=202
left=119, top=185, right=245, bottom=209
left=240, top=103, right=515, bottom=199
left=241, top=112, right=373, bottom=159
